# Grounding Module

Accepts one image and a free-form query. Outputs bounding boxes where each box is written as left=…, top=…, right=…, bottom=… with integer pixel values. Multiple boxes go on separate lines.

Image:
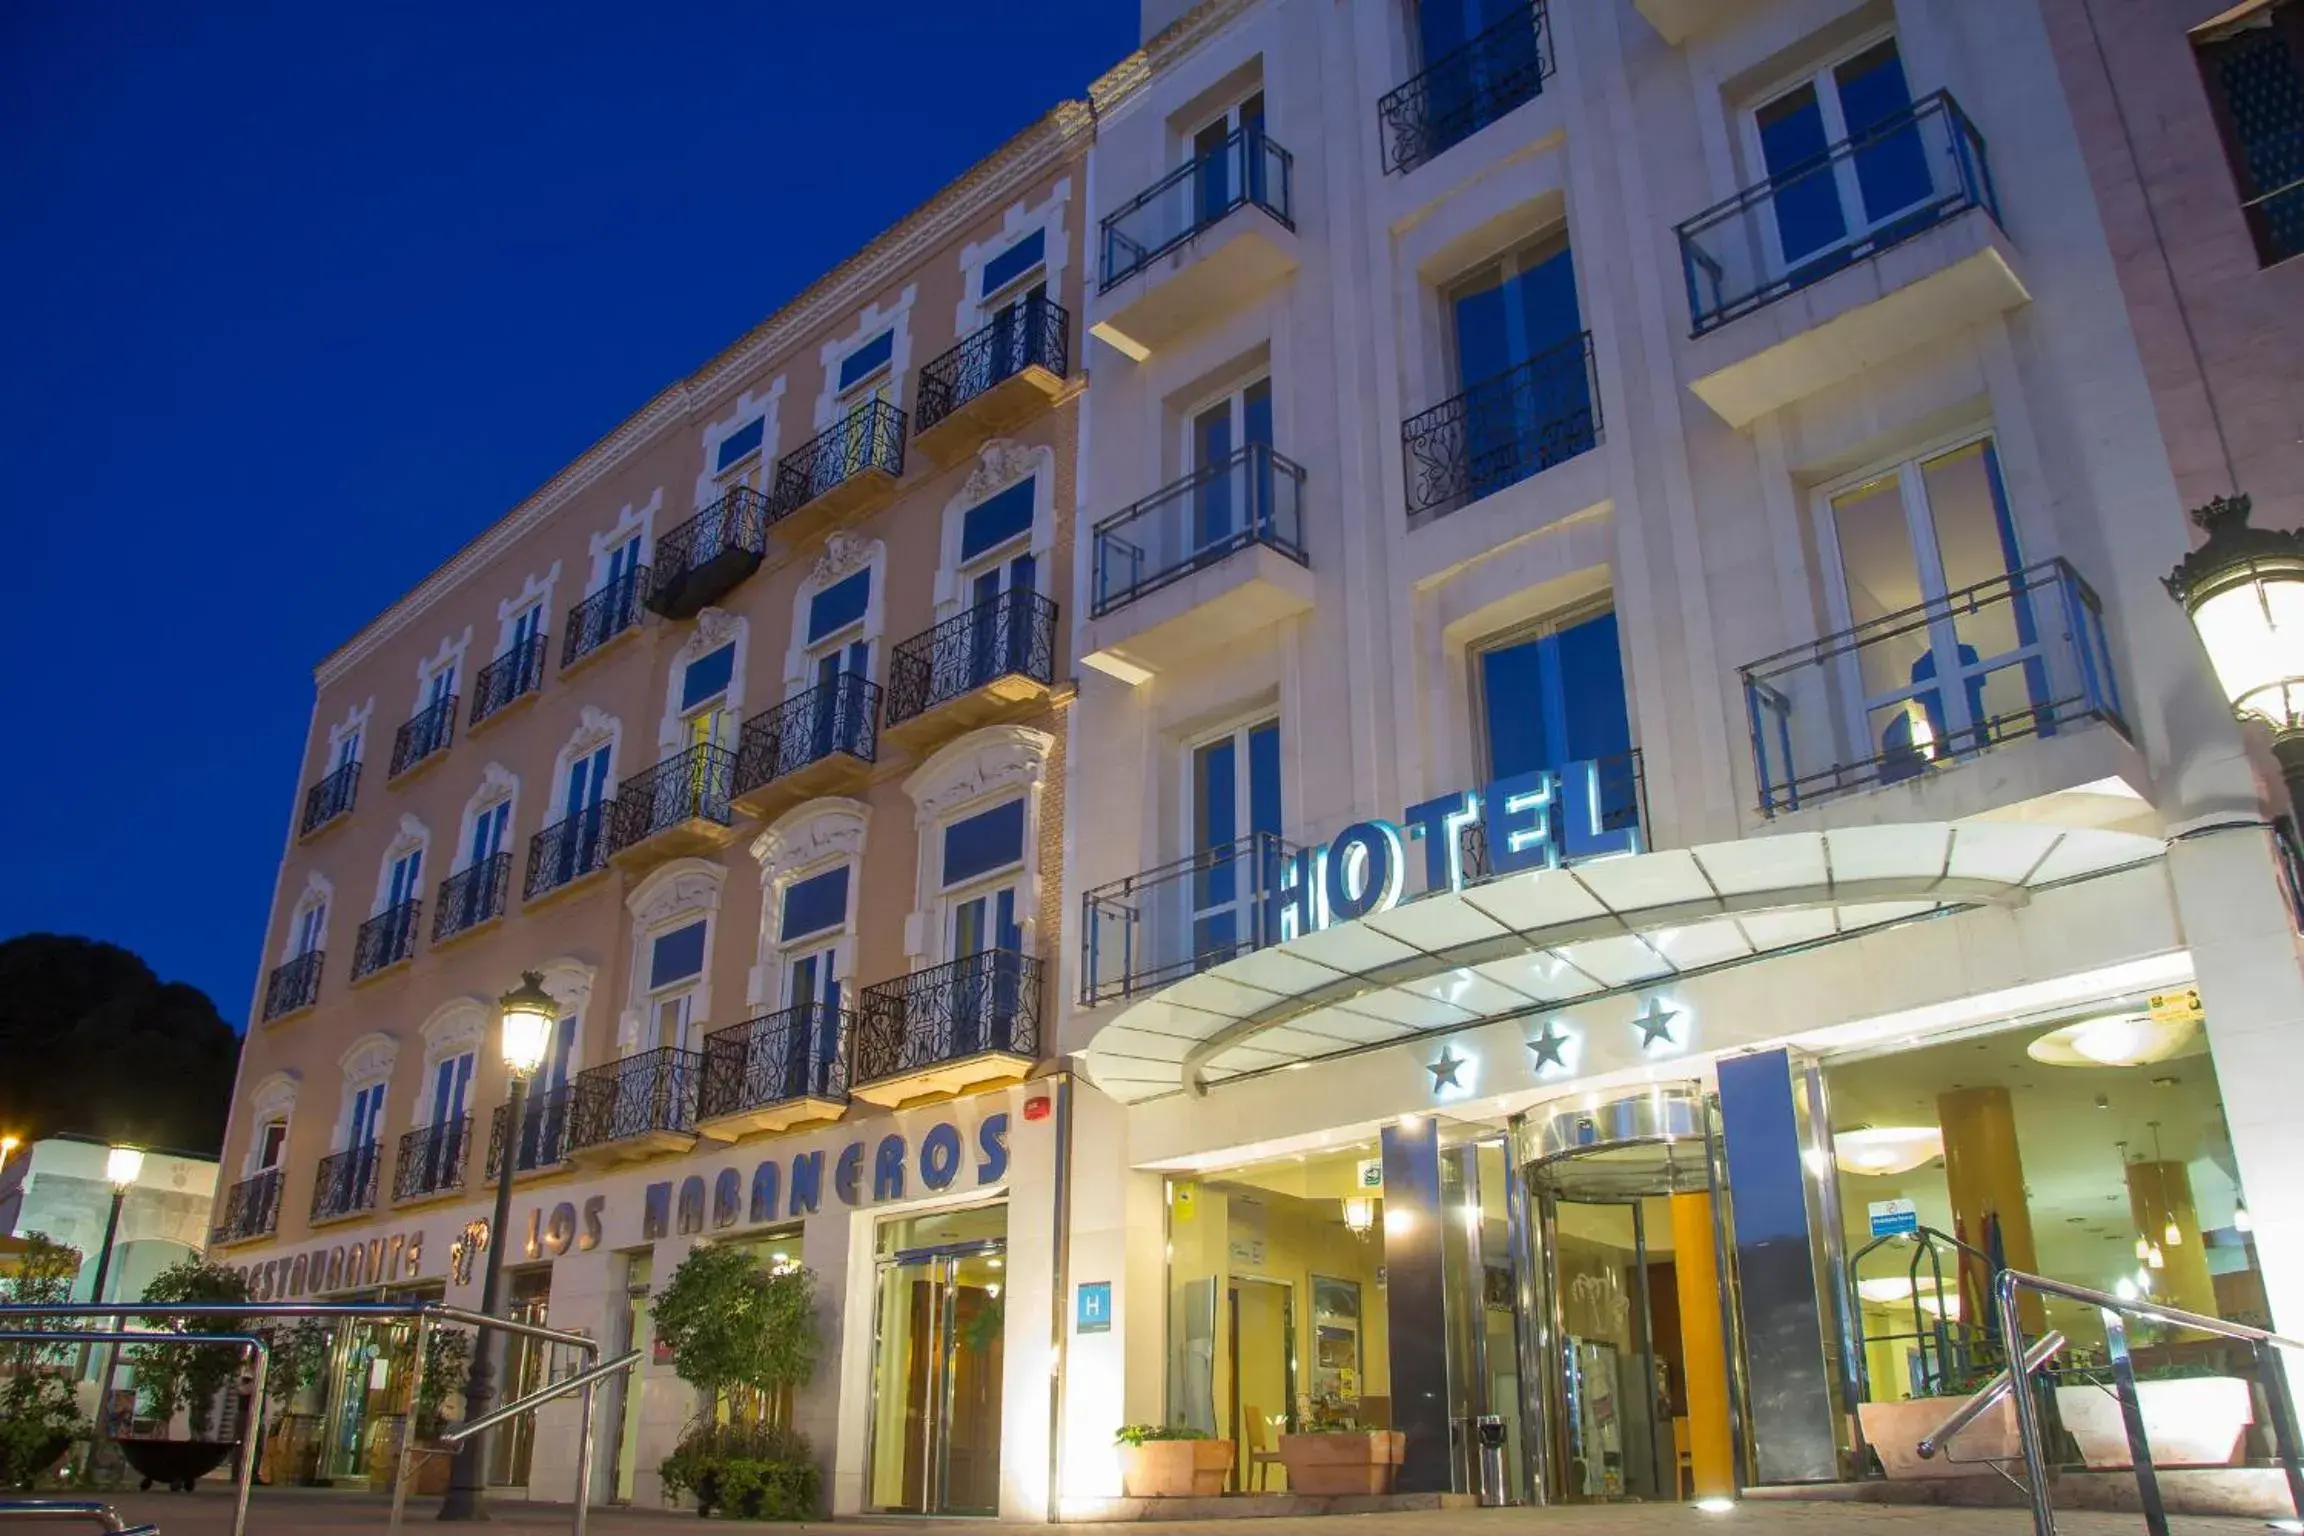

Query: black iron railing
left=1459, top=749, right=1647, bottom=882
left=1092, top=444, right=1307, bottom=617
left=392, top=1117, right=469, bottom=1201
left=1101, top=126, right=1295, bottom=290
left=214, top=1169, right=283, bottom=1242
left=525, top=804, right=611, bottom=899
left=485, top=1087, right=573, bottom=1179
left=564, top=567, right=647, bottom=668
left=568, top=1048, right=703, bottom=1152
left=262, top=950, right=324, bottom=1022
left=770, top=398, right=906, bottom=520
left=351, top=899, right=421, bottom=980
left=1081, top=832, right=1300, bottom=1007
left=1402, top=331, right=1598, bottom=519
left=854, top=950, right=1042, bottom=1086
left=1379, top=1, right=1553, bottom=174
left=699, top=1004, right=851, bottom=1121
left=301, top=760, right=359, bottom=836
left=470, top=634, right=547, bottom=727
left=432, top=852, right=511, bottom=943
left=648, top=489, right=771, bottom=619
left=1679, top=91, right=1998, bottom=335
left=607, top=745, right=735, bottom=854
left=1742, top=558, right=2127, bottom=816
left=915, top=296, right=1070, bottom=437
left=391, top=696, right=457, bottom=778
left=885, top=591, right=1058, bottom=727
left=735, top=674, right=880, bottom=798
left=310, top=1143, right=382, bottom=1223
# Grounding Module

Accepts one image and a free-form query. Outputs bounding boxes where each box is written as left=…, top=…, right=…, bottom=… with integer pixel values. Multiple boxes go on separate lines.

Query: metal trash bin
left=1475, top=1413, right=1509, bottom=1506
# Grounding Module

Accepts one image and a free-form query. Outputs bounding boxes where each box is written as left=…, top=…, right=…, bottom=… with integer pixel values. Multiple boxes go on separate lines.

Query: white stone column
left=1054, top=1080, right=1164, bottom=1509
left=996, top=1089, right=1060, bottom=1521
left=522, top=1246, right=611, bottom=1505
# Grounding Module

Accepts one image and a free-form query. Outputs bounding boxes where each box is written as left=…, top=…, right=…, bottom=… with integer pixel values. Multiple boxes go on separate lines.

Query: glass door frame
left=865, top=1233, right=1009, bottom=1516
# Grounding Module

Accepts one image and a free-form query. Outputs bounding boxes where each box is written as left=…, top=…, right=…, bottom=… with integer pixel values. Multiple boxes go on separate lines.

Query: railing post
left=2103, top=1313, right=2169, bottom=1536
left=2257, top=1338, right=2304, bottom=1528
left=1996, top=1272, right=2058, bottom=1536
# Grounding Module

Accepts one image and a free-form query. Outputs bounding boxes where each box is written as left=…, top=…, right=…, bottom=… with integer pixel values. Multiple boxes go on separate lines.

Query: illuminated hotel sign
left=1274, top=760, right=1638, bottom=939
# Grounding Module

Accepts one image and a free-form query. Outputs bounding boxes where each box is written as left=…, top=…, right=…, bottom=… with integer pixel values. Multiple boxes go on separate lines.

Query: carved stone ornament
left=684, top=606, right=741, bottom=656
left=811, top=530, right=875, bottom=589
left=539, top=958, right=595, bottom=1017
left=296, top=869, right=333, bottom=910
left=905, top=724, right=1055, bottom=822
left=421, top=1000, right=488, bottom=1058
left=961, top=438, right=1041, bottom=505
left=752, top=799, right=870, bottom=885
left=627, top=858, right=727, bottom=925
left=250, top=1071, right=300, bottom=1122
left=564, top=705, right=617, bottom=763
left=340, top=1031, right=399, bottom=1084
left=388, top=813, right=429, bottom=860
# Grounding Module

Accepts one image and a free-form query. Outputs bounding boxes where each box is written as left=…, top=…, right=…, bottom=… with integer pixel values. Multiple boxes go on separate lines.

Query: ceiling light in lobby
left=1833, top=1125, right=1944, bottom=1175
left=2025, top=1010, right=2199, bottom=1068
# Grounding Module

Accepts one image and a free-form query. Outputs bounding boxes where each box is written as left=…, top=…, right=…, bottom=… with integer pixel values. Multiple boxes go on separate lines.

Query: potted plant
left=2054, top=1363, right=2254, bottom=1469
left=1115, top=1424, right=1234, bottom=1497
left=650, top=1242, right=823, bottom=1519
left=123, top=1257, right=251, bottom=1491
left=249, top=1318, right=333, bottom=1485
left=1856, top=1368, right=2024, bottom=1480
left=0, top=1233, right=87, bottom=1490
left=1275, top=1398, right=1405, bottom=1496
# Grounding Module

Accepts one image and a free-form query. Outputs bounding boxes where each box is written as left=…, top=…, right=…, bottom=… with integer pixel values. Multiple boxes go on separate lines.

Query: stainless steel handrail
left=1994, top=1268, right=2304, bottom=1536
left=0, top=1498, right=159, bottom=1532
left=1916, top=1330, right=2067, bottom=1459
left=438, top=1349, right=640, bottom=1444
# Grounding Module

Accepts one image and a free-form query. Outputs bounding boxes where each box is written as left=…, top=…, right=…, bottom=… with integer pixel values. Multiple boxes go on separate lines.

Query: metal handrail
left=438, top=1348, right=639, bottom=1444
left=0, top=1499, right=159, bottom=1532
left=1916, top=1330, right=2068, bottom=1459
left=1993, top=1268, right=2304, bottom=1536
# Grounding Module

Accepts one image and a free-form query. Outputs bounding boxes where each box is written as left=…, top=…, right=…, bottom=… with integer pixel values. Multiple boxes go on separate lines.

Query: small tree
left=650, top=1244, right=819, bottom=1428
left=0, top=1232, right=87, bottom=1487
left=134, top=1257, right=251, bottom=1434
left=412, top=1328, right=472, bottom=1439
left=250, top=1319, right=333, bottom=1421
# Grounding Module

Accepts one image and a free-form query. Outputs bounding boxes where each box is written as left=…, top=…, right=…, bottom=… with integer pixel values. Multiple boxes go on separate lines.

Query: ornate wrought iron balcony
left=1101, top=127, right=1295, bottom=291
left=769, top=398, right=906, bottom=541
left=1092, top=444, right=1307, bottom=618
left=262, top=950, right=324, bottom=1022
left=351, top=899, right=421, bottom=981
left=432, top=852, right=511, bottom=944
left=732, top=673, right=880, bottom=819
left=913, top=296, right=1071, bottom=463
left=393, top=1118, right=469, bottom=1202
left=300, top=759, right=359, bottom=838
left=568, top=1047, right=703, bottom=1161
left=1679, top=91, right=1997, bottom=336
left=852, top=950, right=1041, bottom=1106
left=486, top=1087, right=573, bottom=1180
left=564, top=566, right=647, bottom=669
left=606, top=744, right=737, bottom=868
left=647, top=489, right=770, bottom=621
left=698, top=1003, right=851, bottom=1135
left=390, top=695, right=457, bottom=779
left=1459, top=749, right=1646, bottom=883
left=1402, top=331, right=1598, bottom=519
left=525, top=804, right=611, bottom=901
left=883, top=591, right=1058, bottom=749
left=1081, top=832, right=1300, bottom=1008
left=310, top=1143, right=381, bottom=1223
left=470, top=634, right=547, bottom=728
left=214, top=1168, right=283, bottom=1243
left=1741, top=559, right=2126, bottom=816
left=1379, top=1, right=1553, bottom=175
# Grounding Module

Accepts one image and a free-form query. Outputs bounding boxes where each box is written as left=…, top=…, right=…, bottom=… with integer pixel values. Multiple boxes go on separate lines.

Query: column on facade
left=1935, top=1086, right=2045, bottom=1333
left=1053, top=1079, right=1164, bottom=1506
left=995, top=1082, right=1062, bottom=1521
left=1669, top=1192, right=1734, bottom=1500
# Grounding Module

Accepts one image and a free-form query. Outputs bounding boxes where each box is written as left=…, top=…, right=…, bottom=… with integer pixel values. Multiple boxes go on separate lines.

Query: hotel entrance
left=866, top=1204, right=1008, bottom=1516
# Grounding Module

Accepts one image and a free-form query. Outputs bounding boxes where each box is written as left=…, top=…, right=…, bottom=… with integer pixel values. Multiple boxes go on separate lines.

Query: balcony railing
left=1741, top=558, right=2127, bottom=817
left=485, top=1087, right=573, bottom=1180
left=214, top=1169, right=283, bottom=1243
left=525, top=804, right=610, bottom=900
left=470, top=634, right=546, bottom=727
left=564, top=567, right=647, bottom=668
left=1460, top=749, right=1646, bottom=882
left=1101, top=127, right=1295, bottom=291
left=1092, top=444, right=1307, bottom=618
left=607, top=745, right=736, bottom=855
left=393, top=1117, right=470, bottom=1202
left=647, top=489, right=770, bottom=620
left=699, top=1004, right=851, bottom=1121
left=432, top=852, right=511, bottom=943
left=1403, top=331, right=1598, bottom=519
left=915, top=296, right=1070, bottom=439
left=885, top=591, right=1059, bottom=728
left=1679, top=90, right=1998, bottom=336
left=351, top=899, right=421, bottom=980
left=568, top=1047, right=703, bottom=1154
left=262, top=950, right=324, bottom=1022
left=854, top=950, right=1042, bottom=1086
left=310, top=1143, right=382, bottom=1223
left=1379, top=0, right=1553, bottom=175
left=391, top=695, right=457, bottom=778
left=301, top=759, right=359, bottom=836
left=1082, top=832, right=1300, bottom=1007
left=734, top=674, right=879, bottom=801
left=770, top=398, right=906, bottom=521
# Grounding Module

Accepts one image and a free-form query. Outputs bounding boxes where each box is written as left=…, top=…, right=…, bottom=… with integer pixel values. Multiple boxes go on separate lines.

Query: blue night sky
left=0, top=3, right=1137, bottom=1022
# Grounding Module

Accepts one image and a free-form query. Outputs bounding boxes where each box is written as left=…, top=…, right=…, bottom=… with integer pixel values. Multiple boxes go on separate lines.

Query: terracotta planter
left=1858, top=1394, right=2022, bottom=1479
left=2055, top=1377, right=2254, bottom=1469
left=1276, top=1430, right=1405, bottom=1495
left=1119, top=1437, right=1236, bottom=1497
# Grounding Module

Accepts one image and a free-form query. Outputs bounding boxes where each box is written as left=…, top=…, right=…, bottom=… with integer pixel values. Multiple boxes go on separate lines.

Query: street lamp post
left=2165, top=492, right=2304, bottom=823
left=438, top=972, right=556, bottom=1522
left=81, top=1144, right=144, bottom=1473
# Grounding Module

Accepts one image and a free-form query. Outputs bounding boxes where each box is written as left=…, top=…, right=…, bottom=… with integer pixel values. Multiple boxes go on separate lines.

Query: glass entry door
left=868, top=1213, right=1008, bottom=1516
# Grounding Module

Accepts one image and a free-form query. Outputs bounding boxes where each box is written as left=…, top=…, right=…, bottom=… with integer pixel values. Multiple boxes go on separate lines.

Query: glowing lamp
left=105, top=1145, right=144, bottom=1189
left=1342, top=1197, right=1376, bottom=1239
left=2165, top=493, right=2304, bottom=818
left=497, top=972, right=557, bottom=1078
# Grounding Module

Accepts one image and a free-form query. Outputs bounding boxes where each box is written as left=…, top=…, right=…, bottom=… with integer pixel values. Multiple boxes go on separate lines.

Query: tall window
left=1189, top=719, right=1282, bottom=968
left=1415, top=0, right=1545, bottom=141
left=979, top=229, right=1049, bottom=384
left=681, top=643, right=740, bottom=753
left=1749, top=37, right=1933, bottom=281
left=468, top=797, right=511, bottom=870
left=560, top=742, right=613, bottom=877
left=1193, top=92, right=1267, bottom=223
left=430, top=1051, right=475, bottom=1135
left=2196, top=2, right=2304, bottom=267
left=1444, top=234, right=1592, bottom=503
left=1187, top=378, right=1276, bottom=555
left=384, top=844, right=425, bottom=913
left=344, top=1080, right=386, bottom=1155
left=331, top=727, right=361, bottom=773
left=714, top=414, right=770, bottom=498
left=647, top=920, right=709, bottom=1052
left=940, top=799, right=1027, bottom=1055
left=255, top=1120, right=288, bottom=1171
left=777, top=864, right=850, bottom=1096
left=293, top=898, right=328, bottom=959
left=1476, top=608, right=1635, bottom=853
left=957, top=478, right=1038, bottom=690
left=805, top=568, right=872, bottom=758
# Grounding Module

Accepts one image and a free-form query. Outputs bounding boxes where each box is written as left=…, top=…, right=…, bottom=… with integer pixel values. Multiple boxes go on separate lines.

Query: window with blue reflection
left=808, top=570, right=871, bottom=644
left=942, top=799, right=1025, bottom=887
left=961, top=478, right=1035, bottom=563
left=838, top=331, right=895, bottom=393
left=1480, top=610, right=1632, bottom=823
left=780, top=866, right=851, bottom=943
left=681, top=644, right=735, bottom=712
left=981, top=229, right=1045, bottom=297
left=650, top=920, right=707, bottom=989
left=1758, top=39, right=1929, bottom=273
left=715, top=417, right=764, bottom=473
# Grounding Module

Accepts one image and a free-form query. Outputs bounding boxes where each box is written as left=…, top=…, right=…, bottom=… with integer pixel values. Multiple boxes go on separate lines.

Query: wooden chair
left=1673, top=1416, right=1693, bottom=1500
left=1242, top=1404, right=1284, bottom=1492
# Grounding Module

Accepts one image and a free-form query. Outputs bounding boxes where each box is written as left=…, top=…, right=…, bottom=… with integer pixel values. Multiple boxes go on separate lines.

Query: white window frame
left=589, top=490, right=661, bottom=592
left=1737, top=28, right=1921, bottom=281
left=284, top=871, right=333, bottom=962
left=414, top=628, right=475, bottom=716
left=244, top=1073, right=298, bottom=1176
left=620, top=858, right=728, bottom=1056
left=336, top=1032, right=398, bottom=1153
left=937, top=799, right=1027, bottom=966
left=453, top=762, right=521, bottom=875
left=935, top=440, right=1056, bottom=620
left=658, top=612, right=749, bottom=756
left=900, top=724, right=1054, bottom=969
left=416, top=1000, right=489, bottom=1128
left=1468, top=595, right=1619, bottom=784
left=813, top=289, right=916, bottom=432
left=955, top=180, right=1070, bottom=336
left=785, top=535, right=886, bottom=697
left=697, top=383, right=785, bottom=507
left=324, top=699, right=373, bottom=774
left=376, top=815, right=431, bottom=915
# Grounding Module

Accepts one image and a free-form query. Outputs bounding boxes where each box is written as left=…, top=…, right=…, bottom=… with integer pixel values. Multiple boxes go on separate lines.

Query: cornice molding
left=1087, top=0, right=1256, bottom=119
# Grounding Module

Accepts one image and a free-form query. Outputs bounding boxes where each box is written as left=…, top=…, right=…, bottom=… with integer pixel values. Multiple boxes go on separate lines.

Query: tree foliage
left=135, top=1256, right=251, bottom=1430
left=650, top=1245, right=820, bottom=1418
left=0, top=934, right=241, bottom=1153
left=0, top=1232, right=87, bottom=1486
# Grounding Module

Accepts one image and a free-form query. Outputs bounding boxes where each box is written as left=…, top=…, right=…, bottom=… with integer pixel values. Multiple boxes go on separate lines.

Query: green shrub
left=659, top=1419, right=819, bottom=1520
left=0, top=1374, right=81, bottom=1489
left=135, top=1257, right=252, bottom=1430
left=1115, top=1423, right=1210, bottom=1446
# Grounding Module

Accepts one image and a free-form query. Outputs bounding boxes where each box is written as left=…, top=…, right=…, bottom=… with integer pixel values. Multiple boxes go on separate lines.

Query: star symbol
left=1527, top=1021, right=1572, bottom=1072
left=1427, top=1047, right=1468, bottom=1092
left=1633, top=1000, right=1680, bottom=1050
